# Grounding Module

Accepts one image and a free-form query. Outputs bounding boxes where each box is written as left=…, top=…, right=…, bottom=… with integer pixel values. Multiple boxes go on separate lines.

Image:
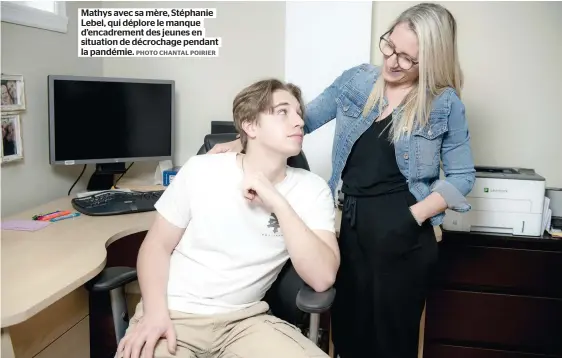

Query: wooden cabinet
left=424, top=231, right=562, bottom=358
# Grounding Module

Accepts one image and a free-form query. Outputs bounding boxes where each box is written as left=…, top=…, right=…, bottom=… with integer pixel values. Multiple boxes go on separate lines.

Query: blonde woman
left=210, top=3, right=475, bottom=357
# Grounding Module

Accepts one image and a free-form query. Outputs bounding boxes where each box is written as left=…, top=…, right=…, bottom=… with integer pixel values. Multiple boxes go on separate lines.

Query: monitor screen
left=48, top=76, right=174, bottom=165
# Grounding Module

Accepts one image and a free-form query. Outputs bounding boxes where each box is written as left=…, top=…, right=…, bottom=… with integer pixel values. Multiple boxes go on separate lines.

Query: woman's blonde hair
left=362, top=3, right=463, bottom=142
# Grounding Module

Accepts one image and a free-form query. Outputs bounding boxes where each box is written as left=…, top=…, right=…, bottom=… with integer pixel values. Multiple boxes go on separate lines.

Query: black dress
left=331, top=114, right=438, bottom=358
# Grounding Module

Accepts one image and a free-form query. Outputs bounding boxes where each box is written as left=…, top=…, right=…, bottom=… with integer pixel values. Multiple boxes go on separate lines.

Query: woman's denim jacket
left=304, top=63, right=476, bottom=226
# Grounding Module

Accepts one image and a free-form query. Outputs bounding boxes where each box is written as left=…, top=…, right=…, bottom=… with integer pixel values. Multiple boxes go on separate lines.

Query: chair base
left=308, top=313, right=321, bottom=345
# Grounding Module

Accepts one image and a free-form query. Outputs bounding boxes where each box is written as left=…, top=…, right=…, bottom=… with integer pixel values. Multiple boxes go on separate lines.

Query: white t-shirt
left=154, top=152, right=336, bottom=315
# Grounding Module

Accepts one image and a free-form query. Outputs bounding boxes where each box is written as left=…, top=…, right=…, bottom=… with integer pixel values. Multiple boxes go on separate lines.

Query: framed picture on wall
left=1, top=113, right=24, bottom=163
left=1, top=74, right=26, bottom=111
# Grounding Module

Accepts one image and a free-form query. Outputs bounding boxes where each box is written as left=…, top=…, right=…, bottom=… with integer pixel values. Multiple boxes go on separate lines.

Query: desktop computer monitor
left=48, top=75, right=174, bottom=190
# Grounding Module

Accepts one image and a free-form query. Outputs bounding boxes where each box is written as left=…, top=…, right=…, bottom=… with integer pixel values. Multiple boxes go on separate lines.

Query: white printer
left=442, top=166, right=546, bottom=237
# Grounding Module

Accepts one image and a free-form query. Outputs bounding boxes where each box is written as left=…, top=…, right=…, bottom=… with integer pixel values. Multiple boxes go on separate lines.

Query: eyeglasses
left=379, top=34, right=419, bottom=71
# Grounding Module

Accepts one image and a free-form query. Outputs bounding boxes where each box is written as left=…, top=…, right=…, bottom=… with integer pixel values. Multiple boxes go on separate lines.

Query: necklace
left=240, top=155, right=257, bottom=196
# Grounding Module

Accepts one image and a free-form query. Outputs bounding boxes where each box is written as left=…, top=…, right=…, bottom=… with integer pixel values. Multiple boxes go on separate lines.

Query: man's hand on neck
left=238, top=149, right=291, bottom=213
left=241, top=170, right=287, bottom=213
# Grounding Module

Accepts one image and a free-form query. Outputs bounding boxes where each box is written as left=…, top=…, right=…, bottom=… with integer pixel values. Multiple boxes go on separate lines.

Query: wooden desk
left=1, top=184, right=161, bottom=358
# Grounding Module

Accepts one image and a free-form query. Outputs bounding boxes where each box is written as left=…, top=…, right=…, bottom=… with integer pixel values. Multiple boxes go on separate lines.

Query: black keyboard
left=71, top=190, right=164, bottom=216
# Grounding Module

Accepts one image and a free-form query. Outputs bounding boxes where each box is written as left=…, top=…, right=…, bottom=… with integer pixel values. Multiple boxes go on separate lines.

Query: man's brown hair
left=233, top=79, right=305, bottom=151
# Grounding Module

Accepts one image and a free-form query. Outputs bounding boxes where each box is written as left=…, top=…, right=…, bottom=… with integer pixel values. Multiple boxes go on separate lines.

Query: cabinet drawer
left=435, top=244, right=562, bottom=297
left=424, top=344, right=561, bottom=358
left=425, top=290, right=562, bottom=355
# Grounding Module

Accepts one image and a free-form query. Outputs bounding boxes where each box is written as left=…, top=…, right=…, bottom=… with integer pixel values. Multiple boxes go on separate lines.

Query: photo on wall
left=1, top=74, right=26, bottom=111
left=1, top=113, right=24, bottom=163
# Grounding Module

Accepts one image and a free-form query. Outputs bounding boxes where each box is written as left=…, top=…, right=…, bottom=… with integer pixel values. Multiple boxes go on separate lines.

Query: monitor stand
left=87, top=163, right=127, bottom=191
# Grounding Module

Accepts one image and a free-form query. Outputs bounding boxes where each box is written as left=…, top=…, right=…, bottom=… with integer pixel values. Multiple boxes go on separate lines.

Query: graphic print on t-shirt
left=267, top=213, right=280, bottom=233
left=263, top=212, right=282, bottom=237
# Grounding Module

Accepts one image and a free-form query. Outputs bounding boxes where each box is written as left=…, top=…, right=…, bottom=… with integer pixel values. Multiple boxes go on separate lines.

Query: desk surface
left=0, top=184, right=163, bottom=327
left=1, top=183, right=343, bottom=328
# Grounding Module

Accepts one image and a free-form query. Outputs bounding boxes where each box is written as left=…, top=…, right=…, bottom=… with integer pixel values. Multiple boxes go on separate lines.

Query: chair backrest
left=197, top=133, right=310, bottom=325
left=197, top=133, right=311, bottom=171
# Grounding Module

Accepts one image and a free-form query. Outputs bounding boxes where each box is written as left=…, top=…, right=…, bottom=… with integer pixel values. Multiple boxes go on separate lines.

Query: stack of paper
left=1, top=220, right=50, bottom=231
left=542, top=196, right=552, bottom=234
left=542, top=196, right=562, bottom=239
left=549, top=229, right=562, bottom=238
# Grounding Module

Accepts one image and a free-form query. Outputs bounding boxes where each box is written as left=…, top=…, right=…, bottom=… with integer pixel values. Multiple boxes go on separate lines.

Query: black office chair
left=195, top=133, right=311, bottom=172
left=86, top=133, right=335, bottom=358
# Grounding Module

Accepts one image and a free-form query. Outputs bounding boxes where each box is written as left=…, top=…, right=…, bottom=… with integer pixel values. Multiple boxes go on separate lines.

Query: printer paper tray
left=443, top=210, right=544, bottom=237
left=469, top=197, right=538, bottom=214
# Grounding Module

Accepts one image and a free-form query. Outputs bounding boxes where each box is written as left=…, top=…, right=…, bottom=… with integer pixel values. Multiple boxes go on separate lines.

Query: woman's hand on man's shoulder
left=207, top=138, right=243, bottom=154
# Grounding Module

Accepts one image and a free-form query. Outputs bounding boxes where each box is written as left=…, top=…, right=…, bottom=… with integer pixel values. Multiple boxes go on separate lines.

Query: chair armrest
left=85, top=266, right=138, bottom=292
left=296, top=285, right=336, bottom=314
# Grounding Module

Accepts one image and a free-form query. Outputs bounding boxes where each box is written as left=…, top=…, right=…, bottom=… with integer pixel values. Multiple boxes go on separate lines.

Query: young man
left=116, top=79, right=339, bottom=358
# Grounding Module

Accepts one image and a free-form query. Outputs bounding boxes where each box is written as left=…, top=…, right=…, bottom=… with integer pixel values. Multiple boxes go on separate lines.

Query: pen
left=50, top=212, right=81, bottom=222
left=38, top=211, right=71, bottom=221
left=33, top=210, right=60, bottom=220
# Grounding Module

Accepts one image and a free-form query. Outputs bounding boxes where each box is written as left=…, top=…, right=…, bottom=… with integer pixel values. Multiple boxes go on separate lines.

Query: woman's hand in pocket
left=408, top=203, right=425, bottom=226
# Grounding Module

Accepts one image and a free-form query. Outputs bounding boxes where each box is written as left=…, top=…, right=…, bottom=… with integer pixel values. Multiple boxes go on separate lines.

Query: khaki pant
left=126, top=301, right=328, bottom=358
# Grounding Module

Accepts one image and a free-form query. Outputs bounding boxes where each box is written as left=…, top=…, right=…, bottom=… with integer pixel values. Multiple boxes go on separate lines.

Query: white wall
left=372, top=1, right=562, bottom=188
left=1, top=1, right=102, bottom=217
left=285, top=1, right=373, bottom=183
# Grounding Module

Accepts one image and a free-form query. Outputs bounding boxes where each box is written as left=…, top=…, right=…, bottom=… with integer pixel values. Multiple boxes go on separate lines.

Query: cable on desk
left=68, top=164, right=87, bottom=196
left=113, top=162, right=134, bottom=188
